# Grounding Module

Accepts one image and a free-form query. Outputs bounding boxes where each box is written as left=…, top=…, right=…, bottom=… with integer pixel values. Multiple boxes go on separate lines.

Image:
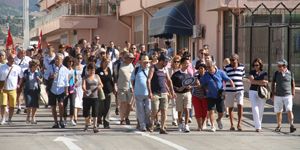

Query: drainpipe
left=140, top=0, right=153, bottom=17
left=116, top=5, right=132, bottom=43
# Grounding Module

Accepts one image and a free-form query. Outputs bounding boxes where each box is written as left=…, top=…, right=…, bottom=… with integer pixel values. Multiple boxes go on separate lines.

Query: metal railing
left=33, top=2, right=111, bottom=28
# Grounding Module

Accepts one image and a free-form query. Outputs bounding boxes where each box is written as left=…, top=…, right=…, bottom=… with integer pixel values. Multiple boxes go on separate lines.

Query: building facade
left=30, top=0, right=130, bottom=48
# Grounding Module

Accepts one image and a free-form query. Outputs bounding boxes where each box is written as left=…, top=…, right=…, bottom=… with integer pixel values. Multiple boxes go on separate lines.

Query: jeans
left=98, top=93, right=114, bottom=126
left=135, top=95, right=151, bottom=129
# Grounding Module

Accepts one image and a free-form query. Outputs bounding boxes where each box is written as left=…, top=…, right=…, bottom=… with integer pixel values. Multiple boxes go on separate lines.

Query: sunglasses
left=173, top=61, right=180, bottom=63
left=253, top=64, right=260, bottom=67
left=277, top=65, right=285, bottom=68
left=230, top=59, right=236, bottom=62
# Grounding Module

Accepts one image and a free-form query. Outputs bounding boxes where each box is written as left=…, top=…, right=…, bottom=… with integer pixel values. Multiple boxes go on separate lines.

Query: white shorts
left=274, top=95, right=293, bottom=113
left=225, top=91, right=244, bottom=107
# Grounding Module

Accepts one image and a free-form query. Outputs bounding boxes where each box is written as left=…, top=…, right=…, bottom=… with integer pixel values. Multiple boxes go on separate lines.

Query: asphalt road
left=0, top=99, right=299, bottom=150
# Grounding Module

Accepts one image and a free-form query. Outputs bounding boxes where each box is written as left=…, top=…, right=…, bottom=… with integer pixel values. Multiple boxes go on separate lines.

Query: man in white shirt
left=0, top=54, right=23, bottom=125
left=14, top=47, right=32, bottom=114
left=47, top=53, right=69, bottom=128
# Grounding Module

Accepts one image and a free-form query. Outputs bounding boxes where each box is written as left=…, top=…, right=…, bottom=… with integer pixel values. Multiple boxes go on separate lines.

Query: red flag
left=5, top=27, right=14, bottom=49
left=37, top=30, right=42, bottom=49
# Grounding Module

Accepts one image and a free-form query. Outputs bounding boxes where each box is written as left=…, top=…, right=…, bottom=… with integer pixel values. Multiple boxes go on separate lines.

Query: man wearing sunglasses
left=271, top=59, right=296, bottom=133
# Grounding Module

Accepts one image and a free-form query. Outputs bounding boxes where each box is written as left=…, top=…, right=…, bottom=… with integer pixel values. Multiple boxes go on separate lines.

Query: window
left=134, top=15, right=143, bottom=45
left=223, top=11, right=233, bottom=59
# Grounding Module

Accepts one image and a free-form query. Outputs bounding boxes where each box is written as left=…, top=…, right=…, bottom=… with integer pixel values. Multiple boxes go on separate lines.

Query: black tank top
left=151, top=65, right=168, bottom=94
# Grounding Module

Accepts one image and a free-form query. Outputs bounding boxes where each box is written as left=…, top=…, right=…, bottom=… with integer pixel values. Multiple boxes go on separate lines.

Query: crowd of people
left=0, top=35, right=296, bottom=134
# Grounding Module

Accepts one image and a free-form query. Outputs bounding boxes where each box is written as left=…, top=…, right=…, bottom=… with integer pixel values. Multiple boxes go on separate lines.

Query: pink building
left=30, top=0, right=130, bottom=48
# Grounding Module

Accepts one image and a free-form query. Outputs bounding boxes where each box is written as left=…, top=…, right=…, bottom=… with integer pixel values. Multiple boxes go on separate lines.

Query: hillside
left=0, top=2, right=22, bottom=17
left=0, top=0, right=39, bottom=12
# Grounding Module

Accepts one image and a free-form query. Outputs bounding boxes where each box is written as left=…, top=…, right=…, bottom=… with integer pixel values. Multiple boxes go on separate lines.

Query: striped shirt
left=224, top=64, right=245, bottom=92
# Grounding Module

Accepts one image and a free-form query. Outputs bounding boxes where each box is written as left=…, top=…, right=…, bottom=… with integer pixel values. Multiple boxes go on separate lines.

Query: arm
left=82, top=78, right=87, bottom=93
left=147, top=67, right=154, bottom=99
left=166, top=72, right=176, bottom=98
left=248, top=75, right=268, bottom=86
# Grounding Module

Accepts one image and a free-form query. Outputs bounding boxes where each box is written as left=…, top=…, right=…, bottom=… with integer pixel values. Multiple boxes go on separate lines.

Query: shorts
left=24, top=89, right=40, bottom=108
left=225, top=91, right=244, bottom=107
left=83, top=97, right=99, bottom=117
left=192, top=96, right=207, bottom=119
left=151, top=93, right=168, bottom=112
left=207, top=97, right=225, bottom=113
left=117, top=89, right=132, bottom=102
left=0, top=90, right=17, bottom=108
left=274, top=95, right=293, bottom=113
left=48, top=92, right=65, bottom=106
left=176, top=92, right=192, bottom=112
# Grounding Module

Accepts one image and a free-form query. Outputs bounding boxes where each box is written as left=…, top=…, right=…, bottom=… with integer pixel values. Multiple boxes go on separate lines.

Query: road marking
left=54, top=137, right=82, bottom=150
left=110, top=117, right=187, bottom=150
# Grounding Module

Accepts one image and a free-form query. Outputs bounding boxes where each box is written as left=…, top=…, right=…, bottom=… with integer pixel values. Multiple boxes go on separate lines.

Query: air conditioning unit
left=193, top=24, right=205, bottom=39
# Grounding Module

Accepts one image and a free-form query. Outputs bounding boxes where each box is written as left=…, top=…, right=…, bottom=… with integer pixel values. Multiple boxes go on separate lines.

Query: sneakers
left=188, top=118, right=192, bottom=123
left=206, top=120, right=211, bottom=127
left=184, top=125, right=190, bottom=133
left=217, top=119, right=223, bottom=130
left=210, top=126, right=216, bottom=132
left=71, top=120, right=77, bottom=126
left=159, top=129, right=168, bottom=134
left=59, top=121, right=65, bottom=128
left=52, top=123, right=59, bottom=128
left=16, top=109, right=21, bottom=114
left=172, top=121, right=178, bottom=126
left=125, top=118, right=130, bottom=125
left=0, top=118, right=6, bottom=125
left=290, top=125, right=296, bottom=133
left=115, top=108, right=119, bottom=115
left=178, top=123, right=183, bottom=132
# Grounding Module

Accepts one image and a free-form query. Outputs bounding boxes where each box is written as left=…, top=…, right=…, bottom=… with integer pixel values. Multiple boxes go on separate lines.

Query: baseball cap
left=277, top=59, right=288, bottom=66
left=27, top=46, right=34, bottom=51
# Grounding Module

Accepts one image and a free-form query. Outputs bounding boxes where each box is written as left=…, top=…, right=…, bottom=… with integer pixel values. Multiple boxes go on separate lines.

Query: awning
left=149, top=0, right=195, bottom=39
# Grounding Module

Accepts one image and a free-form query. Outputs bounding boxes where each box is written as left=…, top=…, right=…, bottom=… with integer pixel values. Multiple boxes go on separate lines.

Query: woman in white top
left=73, top=54, right=84, bottom=124
left=167, top=55, right=181, bottom=126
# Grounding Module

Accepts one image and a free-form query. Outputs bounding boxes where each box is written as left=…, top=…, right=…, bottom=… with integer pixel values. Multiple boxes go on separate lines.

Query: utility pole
left=23, top=0, right=30, bottom=48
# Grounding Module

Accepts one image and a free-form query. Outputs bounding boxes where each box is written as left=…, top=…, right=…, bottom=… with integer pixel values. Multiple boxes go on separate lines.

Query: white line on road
left=110, top=117, right=188, bottom=150
left=54, top=137, right=82, bottom=150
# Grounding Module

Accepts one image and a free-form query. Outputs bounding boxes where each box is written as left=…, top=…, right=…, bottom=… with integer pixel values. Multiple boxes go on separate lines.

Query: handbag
left=98, top=88, right=106, bottom=100
left=258, top=85, right=270, bottom=100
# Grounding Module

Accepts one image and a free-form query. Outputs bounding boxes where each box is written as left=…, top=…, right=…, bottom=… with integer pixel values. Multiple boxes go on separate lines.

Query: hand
left=262, top=80, right=268, bottom=86
left=148, top=93, right=153, bottom=100
left=172, top=92, right=177, bottom=99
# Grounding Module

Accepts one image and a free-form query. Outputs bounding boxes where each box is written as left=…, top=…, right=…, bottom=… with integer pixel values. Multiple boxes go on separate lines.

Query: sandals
left=93, top=127, right=99, bottom=133
left=274, top=126, right=281, bottom=132
left=237, top=126, right=243, bottom=131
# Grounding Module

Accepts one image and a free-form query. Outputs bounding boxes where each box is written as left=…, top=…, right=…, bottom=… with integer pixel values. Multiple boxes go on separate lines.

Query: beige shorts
left=176, top=92, right=192, bottom=112
left=117, top=89, right=132, bottom=103
left=225, top=91, right=244, bottom=107
left=151, top=93, right=169, bottom=112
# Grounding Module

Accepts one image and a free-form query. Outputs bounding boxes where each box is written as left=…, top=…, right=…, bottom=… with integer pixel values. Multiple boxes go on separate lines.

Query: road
left=0, top=99, right=299, bottom=150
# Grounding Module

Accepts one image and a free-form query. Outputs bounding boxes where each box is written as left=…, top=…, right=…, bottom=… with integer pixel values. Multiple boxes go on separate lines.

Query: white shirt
left=49, top=64, right=69, bottom=95
left=14, top=56, right=32, bottom=73
left=0, top=64, right=23, bottom=90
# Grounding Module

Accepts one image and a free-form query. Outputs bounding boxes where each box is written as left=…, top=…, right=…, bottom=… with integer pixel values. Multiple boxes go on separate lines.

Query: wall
left=93, top=16, right=130, bottom=47
left=120, top=0, right=171, bottom=16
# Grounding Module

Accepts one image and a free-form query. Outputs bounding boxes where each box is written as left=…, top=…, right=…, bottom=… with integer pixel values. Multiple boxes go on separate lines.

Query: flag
left=5, top=27, right=14, bottom=50
left=37, top=30, right=42, bottom=49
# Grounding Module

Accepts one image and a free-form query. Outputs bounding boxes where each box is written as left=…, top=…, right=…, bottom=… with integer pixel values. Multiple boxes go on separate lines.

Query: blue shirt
left=131, top=66, right=149, bottom=96
left=200, top=68, right=231, bottom=99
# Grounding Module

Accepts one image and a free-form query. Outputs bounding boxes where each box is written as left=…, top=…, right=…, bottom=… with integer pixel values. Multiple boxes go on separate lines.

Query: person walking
left=224, top=54, right=245, bottom=131
left=171, top=57, right=193, bottom=133
left=48, top=53, right=69, bottom=128
left=0, top=54, right=23, bottom=125
left=62, top=56, right=76, bottom=126
left=73, top=54, right=84, bottom=125
left=131, top=55, right=151, bottom=132
left=82, top=62, right=103, bottom=133
left=192, top=61, right=207, bottom=131
left=271, top=59, right=296, bottom=133
left=96, top=56, right=115, bottom=129
left=23, top=60, right=42, bottom=124
left=147, top=54, right=176, bottom=134
left=248, top=58, right=268, bottom=132
left=117, top=52, right=134, bottom=125
left=167, top=55, right=181, bottom=126
left=200, top=59, right=235, bottom=132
